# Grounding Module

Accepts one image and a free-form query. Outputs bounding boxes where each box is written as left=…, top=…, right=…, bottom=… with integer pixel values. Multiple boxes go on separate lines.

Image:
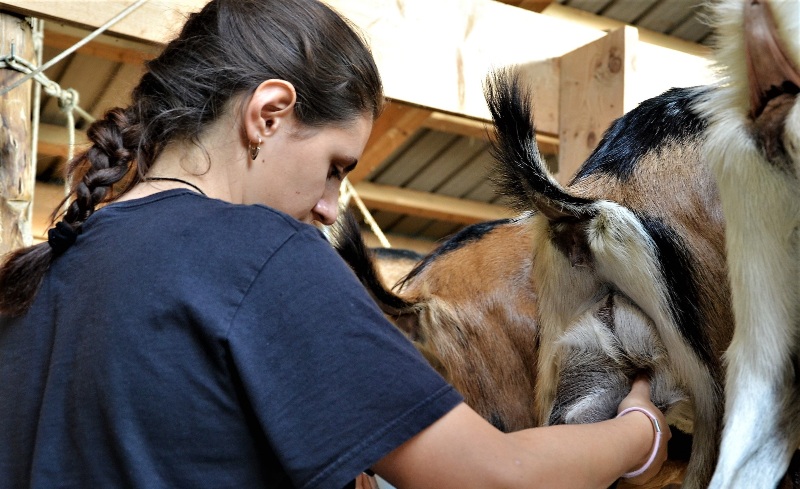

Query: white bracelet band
left=616, top=407, right=663, bottom=478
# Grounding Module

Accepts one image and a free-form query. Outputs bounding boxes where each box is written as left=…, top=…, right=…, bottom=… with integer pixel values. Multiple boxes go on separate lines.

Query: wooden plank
left=43, top=26, right=156, bottom=65
left=348, top=101, right=431, bottom=183
left=325, top=0, right=603, bottom=134
left=353, top=181, right=514, bottom=224
left=422, top=112, right=491, bottom=141
left=0, top=12, right=34, bottom=250
left=0, top=1, right=202, bottom=45
left=89, top=62, right=142, bottom=118
left=509, top=0, right=554, bottom=13
left=557, top=26, right=636, bottom=185
left=541, top=3, right=710, bottom=57
left=37, top=122, right=89, bottom=158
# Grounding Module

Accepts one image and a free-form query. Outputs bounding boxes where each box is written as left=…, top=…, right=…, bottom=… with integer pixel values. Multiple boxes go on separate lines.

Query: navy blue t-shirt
left=0, top=190, right=462, bottom=489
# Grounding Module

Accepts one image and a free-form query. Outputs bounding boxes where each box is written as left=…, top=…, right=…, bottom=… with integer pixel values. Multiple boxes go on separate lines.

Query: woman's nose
left=312, top=191, right=339, bottom=226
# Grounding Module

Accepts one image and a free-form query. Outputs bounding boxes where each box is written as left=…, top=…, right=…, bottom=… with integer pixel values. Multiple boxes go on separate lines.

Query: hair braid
left=0, top=106, right=143, bottom=317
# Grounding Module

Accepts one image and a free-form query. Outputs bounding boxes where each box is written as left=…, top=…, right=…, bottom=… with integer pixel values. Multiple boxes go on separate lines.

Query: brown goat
left=335, top=213, right=540, bottom=433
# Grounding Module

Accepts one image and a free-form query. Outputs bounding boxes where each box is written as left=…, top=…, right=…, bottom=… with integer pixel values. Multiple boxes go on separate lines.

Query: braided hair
left=0, top=0, right=384, bottom=316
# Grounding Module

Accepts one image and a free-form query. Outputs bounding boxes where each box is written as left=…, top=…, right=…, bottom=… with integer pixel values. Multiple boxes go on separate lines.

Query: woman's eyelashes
left=328, top=165, right=345, bottom=181
left=329, top=159, right=358, bottom=181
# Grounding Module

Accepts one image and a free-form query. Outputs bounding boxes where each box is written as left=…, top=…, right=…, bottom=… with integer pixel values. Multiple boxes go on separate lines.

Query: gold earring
left=250, top=136, right=262, bottom=160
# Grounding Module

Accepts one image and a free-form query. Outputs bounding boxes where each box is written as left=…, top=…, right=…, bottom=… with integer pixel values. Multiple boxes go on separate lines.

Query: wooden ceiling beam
left=421, top=111, right=559, bottom=155
left=496, top=0, right=553, bottom=13
left=36, top=123, right=88, bottom=158
left=42, top=24, right=157, bottom=65
left=348, top=101, right=431, bottom=183
left=353, top=181, right=515, bottom=225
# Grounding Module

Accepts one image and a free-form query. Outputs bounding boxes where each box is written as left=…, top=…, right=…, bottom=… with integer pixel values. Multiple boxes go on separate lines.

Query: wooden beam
left=37, top=123, right=89, bottom=158
left=541, top=3, right=716, bottom=109
left=0, top=1, right=199, bottom=45
left=558, top=26, right=636, bottom=185
left=1, top=0, right=715, bottom=135
left=422, top=110, right=558, bottom=155
left=541, top=4, right=710, bottom=58
left=1, top=12, right=35, bottom=251
left=353, top=181, right=515, bottom=224
left=43, top=25, right=156, bottom=65
left=422, top=112, right=491, bottom=141
left=496, top=0, right=553, bottom=13
left=348, top=101, right=431, bottom=183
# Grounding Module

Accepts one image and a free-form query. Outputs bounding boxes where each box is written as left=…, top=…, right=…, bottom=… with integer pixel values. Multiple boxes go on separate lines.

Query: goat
left=370, top=247, right=425, bottom=289
left=485, top=66, right=731, bottom=488
left=696, top=0, right=800, bottom=487
left=334, top=212, right=541, bottom=433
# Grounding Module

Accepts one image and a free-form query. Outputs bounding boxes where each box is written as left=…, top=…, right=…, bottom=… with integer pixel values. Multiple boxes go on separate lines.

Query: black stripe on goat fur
left=573, top=86, right=709, bottom=184
left=638, top=214, right=713, bottom=366
left=371, top=247, right=425, bottom=262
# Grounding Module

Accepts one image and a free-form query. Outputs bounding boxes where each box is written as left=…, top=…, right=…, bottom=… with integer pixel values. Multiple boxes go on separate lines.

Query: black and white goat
left=698, top=0, right=800, bottom=487
left=484, top=68, right=731, bottom=487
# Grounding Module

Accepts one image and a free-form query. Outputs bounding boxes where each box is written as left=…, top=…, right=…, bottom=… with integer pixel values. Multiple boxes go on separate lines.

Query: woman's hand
left=616, top=375, right=672, bottom=485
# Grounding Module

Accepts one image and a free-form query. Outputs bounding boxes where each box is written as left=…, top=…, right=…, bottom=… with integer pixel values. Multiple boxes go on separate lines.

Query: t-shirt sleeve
left=226, top=226, right=463, bottom=489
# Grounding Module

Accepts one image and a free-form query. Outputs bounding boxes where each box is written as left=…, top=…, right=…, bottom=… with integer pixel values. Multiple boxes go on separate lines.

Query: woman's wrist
left=615, top=407, right=663, bottom=478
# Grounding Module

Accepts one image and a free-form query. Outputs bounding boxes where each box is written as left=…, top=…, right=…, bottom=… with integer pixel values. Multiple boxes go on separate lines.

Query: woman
left=0, top=0, right=670, bottom=487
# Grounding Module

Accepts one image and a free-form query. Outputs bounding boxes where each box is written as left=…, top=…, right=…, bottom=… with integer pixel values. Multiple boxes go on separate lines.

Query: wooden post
left=557, top=26, right=638, bottom=185
left=0, top=11, right=34, bottom=254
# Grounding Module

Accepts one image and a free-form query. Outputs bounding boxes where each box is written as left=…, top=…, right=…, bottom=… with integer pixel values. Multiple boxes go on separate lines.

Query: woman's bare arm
left=373, top=377, right=669, bottom=489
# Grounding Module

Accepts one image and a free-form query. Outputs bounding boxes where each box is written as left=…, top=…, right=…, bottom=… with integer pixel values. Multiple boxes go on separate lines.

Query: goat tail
left=330, top=210, right=415, bottom=317
left=484, top=68, right=596, bottom=221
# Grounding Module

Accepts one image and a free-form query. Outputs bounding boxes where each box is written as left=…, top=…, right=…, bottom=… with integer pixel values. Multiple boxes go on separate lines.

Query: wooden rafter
left=496, top=0, right=553, bottom=14
left=348, top=101, right=431, bottom=183
left=353, top=181, right=514, bottom=225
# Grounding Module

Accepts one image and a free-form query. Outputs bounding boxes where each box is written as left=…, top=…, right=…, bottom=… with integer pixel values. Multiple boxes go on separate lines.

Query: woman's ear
left=243, top=79, right=297, bottom=142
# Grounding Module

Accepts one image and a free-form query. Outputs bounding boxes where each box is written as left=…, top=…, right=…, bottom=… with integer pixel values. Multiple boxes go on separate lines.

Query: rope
left=341, top=179, right=391, bottom=248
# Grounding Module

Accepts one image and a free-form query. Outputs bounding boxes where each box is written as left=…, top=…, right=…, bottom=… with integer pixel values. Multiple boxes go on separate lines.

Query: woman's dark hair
left=0, top=0, right=384, bottom=316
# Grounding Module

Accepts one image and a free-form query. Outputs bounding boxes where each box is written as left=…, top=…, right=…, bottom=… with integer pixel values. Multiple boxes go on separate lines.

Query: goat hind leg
left=707, top=168, right=799, bottom=489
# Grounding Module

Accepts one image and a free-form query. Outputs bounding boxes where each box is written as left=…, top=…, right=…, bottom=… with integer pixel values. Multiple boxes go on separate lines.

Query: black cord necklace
left=143, top=177, right=207, bottom=197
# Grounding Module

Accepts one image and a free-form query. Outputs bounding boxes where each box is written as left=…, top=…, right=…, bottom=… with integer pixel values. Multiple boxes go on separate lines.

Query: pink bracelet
left=616, top=407, right=663, bottom=478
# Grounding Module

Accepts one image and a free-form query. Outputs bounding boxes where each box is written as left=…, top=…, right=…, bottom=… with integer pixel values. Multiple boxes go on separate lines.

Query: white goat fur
left=698, top=0, right=800, bottom=487
left=531, top=200, right=720, bottom=487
